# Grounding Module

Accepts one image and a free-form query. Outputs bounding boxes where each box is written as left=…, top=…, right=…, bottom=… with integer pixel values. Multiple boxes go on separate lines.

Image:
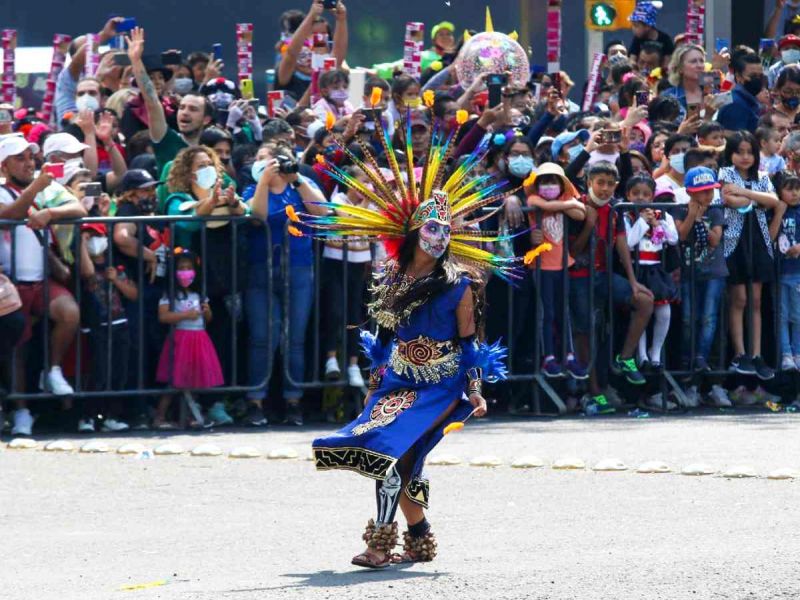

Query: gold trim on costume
left=404, top=477, right=430, bottom=508
left=389, top=335, right=461, bottom=383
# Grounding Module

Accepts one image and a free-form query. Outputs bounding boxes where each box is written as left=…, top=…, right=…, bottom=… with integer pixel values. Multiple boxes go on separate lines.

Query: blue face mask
left=508, top=155, right=534, bottom=178
left=630, top=141, right=646, bottom=154
left=567, top=144, right=584, bottom=162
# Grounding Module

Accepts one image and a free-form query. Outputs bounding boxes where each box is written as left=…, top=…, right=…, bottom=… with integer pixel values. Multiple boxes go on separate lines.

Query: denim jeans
left=246, top=263, right=313, bottom=400
left=779, top=273, right=800, bottom=356
left=537, top=270, right=573, bottom=357
left=680, top=277, right=725, bottom=361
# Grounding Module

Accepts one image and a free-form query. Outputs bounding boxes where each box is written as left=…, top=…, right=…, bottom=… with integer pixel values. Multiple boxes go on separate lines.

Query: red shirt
left=568, top=196, right=624, bottom=278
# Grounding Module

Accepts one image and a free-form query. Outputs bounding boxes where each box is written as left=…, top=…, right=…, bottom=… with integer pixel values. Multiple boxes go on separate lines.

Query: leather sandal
left=351, top=519, right=398, bottom=569
left=351, top=549, right=392, bottom=569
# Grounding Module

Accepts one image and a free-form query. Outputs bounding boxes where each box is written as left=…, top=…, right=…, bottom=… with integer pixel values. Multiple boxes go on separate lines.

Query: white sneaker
left=78, top=418, right=95, bottom=433
left=347, top=365, right=365, bottom=387
left=324, top=357, right=341, bottom=380
left=706, top=384, right=733, bottom=408
left=42, top=366, right=74, bottom=396
left=781, top=355, right=797, bottom=371
left=645, top=393, right=677, bottom=411
left=682, top=385, right=701, bottom=408
left=101, top=418, right=130, bottom=432
left=11, top=408, right=34, bottom=436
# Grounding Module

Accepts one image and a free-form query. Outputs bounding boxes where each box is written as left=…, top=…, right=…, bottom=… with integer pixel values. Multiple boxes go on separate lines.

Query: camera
left=276, top=153, right=299, bottom=175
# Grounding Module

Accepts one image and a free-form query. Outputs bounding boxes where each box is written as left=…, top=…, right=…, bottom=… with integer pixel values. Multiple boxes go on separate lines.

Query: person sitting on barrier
left=154, top=248, right=224, bottom=429
left=772, top=171, right=800, bottom=379
left=322, top=166, right=372, bottom=387
left=0, top=135, right=86, bottom=436
left=245, top=141, right=327, bottom=427
left=76, top=223, right=136, bottom=433
left=524, top=162, right=588, bottom=380
left=568, top=161, right=654, bottom=415
left=719, top=131, right=780, bottom=382
left=624, top=175, right=679, bottom=375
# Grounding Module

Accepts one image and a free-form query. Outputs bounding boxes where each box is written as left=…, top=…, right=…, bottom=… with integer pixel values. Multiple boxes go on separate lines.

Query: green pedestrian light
left=590, top=3, right=617, bottom=28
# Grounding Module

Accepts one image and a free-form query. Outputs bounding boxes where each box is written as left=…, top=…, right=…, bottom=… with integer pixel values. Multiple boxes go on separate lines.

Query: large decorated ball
left=454, top=32, right=530, bottom=88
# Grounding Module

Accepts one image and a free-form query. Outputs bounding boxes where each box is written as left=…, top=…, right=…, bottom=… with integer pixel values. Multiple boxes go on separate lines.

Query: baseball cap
left=779, top=34, right=800, bottom=50
left=684, top=166, right=721, bottom=193
left=535, top=135, right=555, bottom=149
left=0, top=134, right=40, bottom=164
left=118, top=169, right=159, bottom=193
left=551, top=129, right=590, bottom=161
left=42, top=132, right=89, bottom=158
left=58, top=160, right=91, bottom=186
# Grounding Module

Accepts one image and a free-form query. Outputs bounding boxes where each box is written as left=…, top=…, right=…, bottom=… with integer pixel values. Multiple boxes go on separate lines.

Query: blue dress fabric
left=313, top=276, right=485, bottom=507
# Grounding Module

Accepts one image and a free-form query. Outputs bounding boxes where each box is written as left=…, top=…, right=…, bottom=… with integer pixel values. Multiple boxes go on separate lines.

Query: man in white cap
left=0, top=135, right=87, bottom=435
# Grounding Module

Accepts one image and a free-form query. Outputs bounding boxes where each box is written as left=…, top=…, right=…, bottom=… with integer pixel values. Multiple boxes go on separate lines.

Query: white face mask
left=194, top=165, right=218, bottom=190
left=81, top=194, right=95, bottom=211
left=76, top=94, right=100, bottom=113
left=669, top=152, right=687, bottom=175
left=87, top=236, right=108, bottom=257
left=783, top=49, right=800, bottom=65
left=173, top=77, right=194, bottom=95
left=251, top=159, right=268, bottom=182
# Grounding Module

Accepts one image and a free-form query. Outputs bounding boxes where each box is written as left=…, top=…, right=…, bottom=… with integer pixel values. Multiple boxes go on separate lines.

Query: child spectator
left=568, top=161, right=654, bottom=415
left=697, top=122, right=725, bottom=149
left=756, top=126, right=787, bottom=175
left=674, top=167, right=731, bottom=407
left=719, top=131, right=781, bottom=381
left=624, top=174, right=679, bottom=372
left=313, top=69, right=354, bottom=122
left=154, top=249, right=226, bottom=429
left=655, top=134, right=697, bottom=203
left=322, top=166, right=373, bottom=387
left=773, top=171, right=800, bottom=372
left=524, top=162, right=587, bottom=379
left=77, top=224, right=137, bottom=433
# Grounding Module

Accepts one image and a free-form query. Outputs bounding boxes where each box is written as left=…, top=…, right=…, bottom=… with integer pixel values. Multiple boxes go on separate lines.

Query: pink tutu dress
left=156, top=291, right=224, bottom=388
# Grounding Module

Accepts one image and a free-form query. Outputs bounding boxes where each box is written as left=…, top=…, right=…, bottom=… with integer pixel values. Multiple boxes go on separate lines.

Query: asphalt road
left=2, top=414, right=799, bottom=600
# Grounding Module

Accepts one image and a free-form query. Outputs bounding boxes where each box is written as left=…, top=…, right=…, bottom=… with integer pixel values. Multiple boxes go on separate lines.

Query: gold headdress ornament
left=290, top=87, right=523, bottom=281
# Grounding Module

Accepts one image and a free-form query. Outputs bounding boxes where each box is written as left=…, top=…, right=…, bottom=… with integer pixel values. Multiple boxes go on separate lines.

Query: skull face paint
left=419, top=220, right=451, bottom=259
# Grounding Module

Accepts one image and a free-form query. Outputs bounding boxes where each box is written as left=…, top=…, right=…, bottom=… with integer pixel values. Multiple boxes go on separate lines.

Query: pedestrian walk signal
left=585, top=0, right=635, bottom=31
left=591, top=3, right=616, bottom=27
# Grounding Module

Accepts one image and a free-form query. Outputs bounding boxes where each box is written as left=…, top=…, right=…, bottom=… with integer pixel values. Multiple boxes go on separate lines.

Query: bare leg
left=48, top=295, right=80, bottom=366
left=751, top=283, right=763, bottom=357
left=620, top=294, right=654, bottom=359
left=728, top=284, right=746, bottom=356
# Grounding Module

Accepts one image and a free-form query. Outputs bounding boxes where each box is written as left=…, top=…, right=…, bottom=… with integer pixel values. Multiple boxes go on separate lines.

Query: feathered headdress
left=289, top=87, right=523, bottom=281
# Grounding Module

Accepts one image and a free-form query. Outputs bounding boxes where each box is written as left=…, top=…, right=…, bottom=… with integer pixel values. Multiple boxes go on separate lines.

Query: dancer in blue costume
left=294, top=92, right=518, bottom=569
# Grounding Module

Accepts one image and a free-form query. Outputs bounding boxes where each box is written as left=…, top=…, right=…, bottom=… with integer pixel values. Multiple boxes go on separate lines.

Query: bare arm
left=113, top=222, right=156, bottom=263
left=456, top=285, right=476, bottom=338
left=126, top=27, right=167, bottom=143
left=765, top=0, right=787, bottom=39
left=675, top=203, right=702, bottom=241
left=708, top=224, right=723, bottom=247
left=295, top=176, right=328, bottom=215
left=78, top=234, right=96, bottom=279
left=770, top=202, right=788, bottom=240
left=158, top=302, right=199, bottom=325
left=67, top=43, right=87, bottom=79
left=96, top=113, right=127, bottom=190
left=332, top=2, right=349, bottom=67
left=278, top=1, right=324, bottom=86
left=0, top=171, right=50, bottom=219
left=75, top=109, right=99, bottom=177
left=111, top=272, right=138, bottom=301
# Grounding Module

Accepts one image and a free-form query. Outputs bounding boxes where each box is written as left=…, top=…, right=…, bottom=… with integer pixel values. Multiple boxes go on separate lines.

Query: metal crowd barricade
left=1, top=213, right=274, bottom=401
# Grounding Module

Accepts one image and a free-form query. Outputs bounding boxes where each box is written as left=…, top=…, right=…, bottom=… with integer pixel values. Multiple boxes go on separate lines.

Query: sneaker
left=765, top=400, right=783, bottom=413
left=752, top=356, right=775, bottom=381
left=565, top=355, right=589, bottom=380
left=182, top=392, right=205, bottom=428
left=781, top=355, right=798, bottom=372
left=693, top=356, right=711, bottom=373
left=245, top=403, right=268, bottom=427
left=730, top=385, right=758, bottom=406
left=285, top=400, right=304, bottom=426
left=41, top=366, right=74, bottom=396
left=542, top=356, right=564, bottom=379
left=613, top=354, right=646, bottom=385
left=324, top=357, right=341, bottom=381
left=101, top=418, right=129, bottom=432
left=644, top=392, right=677, bottom=412
left=207, top=401, right=234, bottom=426
left=752, top=386, right=781, bottom=405
left=682, top=385, right=701, bottom=409
left=11, top=408, right=34, bottom=436
left=706, top=384, right=733, bottom=408
left=730, top=354, right=756, bottom=375
left=582, top=394, right=616, bottom=416
left=77, top=417, right=95, bottom=433
left=347, top=365, right=365, bottom=387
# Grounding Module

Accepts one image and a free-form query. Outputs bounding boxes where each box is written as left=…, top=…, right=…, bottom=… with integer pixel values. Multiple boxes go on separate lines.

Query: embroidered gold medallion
left=351, top=390, right=417, bottom=435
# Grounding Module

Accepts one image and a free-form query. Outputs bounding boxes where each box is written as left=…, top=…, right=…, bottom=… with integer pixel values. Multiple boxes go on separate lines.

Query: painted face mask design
left=176, top=269, right=196, bottom=288
left=418, top=220, right=451, bottom=259
left=297, top=46, right=313, bottom=69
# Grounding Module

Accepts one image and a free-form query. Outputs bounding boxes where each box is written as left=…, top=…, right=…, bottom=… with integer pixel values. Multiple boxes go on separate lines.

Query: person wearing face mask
left=768, top=34, right=800, bottom=88
left=654, top=133, right=697, bottom=203
left=164, top=146, right=249, bottom=404
left=313, top=69, right=354, bottom=122
left=200, top=127, right=236, bottom=178
left=276, top=0, right=348, bottom=102
left=717, top=53, right=766, bottom=134
left=245, top=141, right=327, bottom=428
left=112, top=169, right=167, bottom=430
left=773, top=64, right=800, bottom=122
left=171, top=63, right=196, bottom=97
left=75, top=223, right=137, bottom=433
left=551, top=129, right=591, bottom=171
left=525, top=162, right=588, bottom=380
left=224, top=99, right=263, bottom=146
left=387, top=74, right=422, bottom=132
